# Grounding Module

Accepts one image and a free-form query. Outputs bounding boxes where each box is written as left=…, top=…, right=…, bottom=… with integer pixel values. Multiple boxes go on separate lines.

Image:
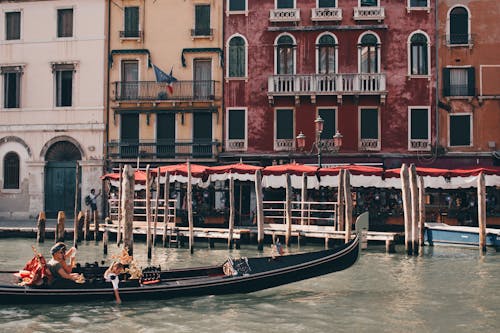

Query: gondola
left=0, top=235, right=359, bottom=304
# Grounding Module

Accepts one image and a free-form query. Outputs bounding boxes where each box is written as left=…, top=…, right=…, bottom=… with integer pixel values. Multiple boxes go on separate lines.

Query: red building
left=222, top=0, right=436, bottom=168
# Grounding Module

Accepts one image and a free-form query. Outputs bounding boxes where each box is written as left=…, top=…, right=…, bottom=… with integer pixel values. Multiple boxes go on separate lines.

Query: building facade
left=437, top=0, right=500, bottom=167
left=0, top=0, right=107, bottom=219
left=222, top=0, right=436, bottom=168
left=107, top=0, right=224, bottom=171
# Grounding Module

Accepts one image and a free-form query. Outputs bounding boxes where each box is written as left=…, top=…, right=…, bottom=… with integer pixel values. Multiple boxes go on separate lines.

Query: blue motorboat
left=425, top=222, right=500, bottom=248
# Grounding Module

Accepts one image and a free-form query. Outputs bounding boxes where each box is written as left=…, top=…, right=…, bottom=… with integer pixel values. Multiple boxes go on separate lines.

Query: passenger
left=46, top=242, right=80, bottom=284
left=104, top=262, right=125, bottom=304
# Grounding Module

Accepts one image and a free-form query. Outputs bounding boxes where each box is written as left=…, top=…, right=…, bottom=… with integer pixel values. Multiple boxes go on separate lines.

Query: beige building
left=0, top=0, right=107, bottom=219
left=107, top=0, right=223, bottom=170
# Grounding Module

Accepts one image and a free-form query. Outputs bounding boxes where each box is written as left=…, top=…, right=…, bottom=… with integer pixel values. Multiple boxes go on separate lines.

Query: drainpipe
left=105, top=0, right=111, bottom=169
left=220, top=0, right=225, bottom=164
left=434, top=0, right=440, bottom=158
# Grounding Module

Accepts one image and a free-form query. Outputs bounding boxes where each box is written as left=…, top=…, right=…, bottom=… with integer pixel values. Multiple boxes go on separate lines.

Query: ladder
left=167, top=225, right=180, bottom=248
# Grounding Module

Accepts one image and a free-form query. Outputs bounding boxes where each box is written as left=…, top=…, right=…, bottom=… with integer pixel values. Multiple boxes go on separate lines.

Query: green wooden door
left=45, top=161, right=78, bottom=218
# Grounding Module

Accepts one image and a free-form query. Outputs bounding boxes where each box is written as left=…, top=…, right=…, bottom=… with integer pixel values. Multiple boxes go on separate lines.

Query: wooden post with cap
left=255, top=169, right=264, bottom=251
left=37, top=212, right=46, bottom=243
left=122, top=165, right=135, bottom=256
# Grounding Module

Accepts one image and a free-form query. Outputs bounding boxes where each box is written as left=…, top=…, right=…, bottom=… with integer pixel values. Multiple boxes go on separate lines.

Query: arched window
left=276, top=35, right=295, bottom=75
left=3, top=152, right=19, bottom=189
left=449, top=6, right=469, bottom=45
left=359, top=33, right=379, bottom=73
left=410, top=33, right=429, bottom=75
left=317, top=34, right=337, bottom=74
left=228, top=36, right=246, bottom=78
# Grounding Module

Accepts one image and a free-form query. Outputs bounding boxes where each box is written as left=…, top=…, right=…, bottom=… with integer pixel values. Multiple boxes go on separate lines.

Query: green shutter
left=467, top=67, right=475, bottom=96
left=442, top=68, right=450, bottom=97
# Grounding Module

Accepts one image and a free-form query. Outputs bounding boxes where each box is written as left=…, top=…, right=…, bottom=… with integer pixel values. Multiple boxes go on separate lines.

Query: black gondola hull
left=0, top=235, right=359, bottom=304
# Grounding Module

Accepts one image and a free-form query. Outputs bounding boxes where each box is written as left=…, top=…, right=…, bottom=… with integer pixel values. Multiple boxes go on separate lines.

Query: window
left=277, top=0, right=295, bottom=9
left=194, top=5, right=211, bottom=36
left=276, top=35, right=295, bottom=74
left=360, top=0, right=378, bottom=7
left=120, top=114, right=139, bottom=158
left=228, top=0, right=246, bottom=11
left=359, top=33, right=379, bottom=73
left=443, top=67, right=475, bottom=97
left=121, top=60, right=139, bottom=100
left=449, top=6, right=469, bottom=45
left=409, top=32, right=429, bottom=75
left=228, top=109, right=246, bottom=143
left=276, top=109, right=294, bottom=140
left=57, top=8, right=73, bottom=38
left=318, top=108, right=337, bottom=139
left=228, top=36, right=246, bottom=77
left=123, top=7, right=140, bottom=38
left=157, top=113, right=176, bottom=158
left=5, top=11, right=21, bottom=40
left=317, top=34, right=337, bottom=74
left=2, top=66, right=22, bottom=108
left=410, top=0, right=428, bottom=7
left=409, top=107, right=429, bottom=143
left=193, top=112, right=213, bottom=158
left=53, top=64, right=74, bottom=107
left=319, top=0, right=336, bottom=7
left=3, top=152, right=19, bottom=189
left=360, top=108, right=379, bottom=150
left=449, top=114, right=471, bottom=147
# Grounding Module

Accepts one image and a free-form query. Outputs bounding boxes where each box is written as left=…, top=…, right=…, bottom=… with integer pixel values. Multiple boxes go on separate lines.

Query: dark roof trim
left=114, top=108, right=217, bottom=114
left=181, top=48, right=223, bottom=67
left=268, top=25, right=388, bottom=32
left=109, top=49, right=152, bottom=68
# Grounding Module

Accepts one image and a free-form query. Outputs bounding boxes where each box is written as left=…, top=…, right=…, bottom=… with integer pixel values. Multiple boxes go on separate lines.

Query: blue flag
left=153, top=65, right=177, bottom=93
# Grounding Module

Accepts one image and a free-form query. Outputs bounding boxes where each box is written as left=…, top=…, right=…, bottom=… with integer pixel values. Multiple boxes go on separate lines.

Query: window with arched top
left=228, top=36, right=246, bottom=77
left=3, top=152, right=20, bottom=189
left=276, top=35, right=296, bottom=75
left=410, top=33, right=429, bottom=75
left=317, top=34, right=337, bottom=74
left=449, top=6, right=469, bottom=45
left=359, top=33, right=379, bottom=73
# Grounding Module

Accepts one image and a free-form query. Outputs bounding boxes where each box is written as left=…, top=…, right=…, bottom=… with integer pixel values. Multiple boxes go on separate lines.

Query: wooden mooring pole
left=400, top=164, right=412, bottom=255
left=409, top=164, right=419, bottom=256
left=228, top=175, right=235, bottom=249
left=153, top=169, right=160, bottom=247
left=103, top=217, right=110, bottom=255
left=117, top=163, right=123, bottom=246
left=337, top=169, right=345, bottom=232
left=37, top=212, right=46, bottom=243
left=255, top=169, right=264, bottom=251
left=146, top=165, right=152, bottom=259
left=93, top=210, right=99, bottom=241
left=56, top=211, right=65, bottom=242
left=344, top=170, right=353, bottom=244
left=162, top=171, right=170, bottom=247
left=285, top=173, right=292, bottom=247
left=122, top=165, right=135, bottom=256
left=84, top=210, right=90, bottom=241
left=418, top=176, right=426, bottom=252
left=477, top=172, right=487, bottom=254
left=73, top=164, right=79, bottom=248
left=187, top=161, right=194, bottom=254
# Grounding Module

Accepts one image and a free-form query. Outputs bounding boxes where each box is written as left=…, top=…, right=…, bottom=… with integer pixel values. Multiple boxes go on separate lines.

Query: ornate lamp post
left=296, top=116, right=343, bottom=167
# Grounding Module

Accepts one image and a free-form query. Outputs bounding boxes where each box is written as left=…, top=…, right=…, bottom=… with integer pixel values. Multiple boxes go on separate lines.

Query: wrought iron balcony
left=311, top=7, right=342, bottom=21
left=107, top=140, right=219, bottom=160
left=113, top=80, right=219, bottom=102
left=353, top=7, right=385, bottom=21
left=269, top=8, right=300, bottom=22
left=190, top=28, right=214, bottom=38
left=119, top=30, right=143, bottom=39
left=268, top=73, right=386, bottom=97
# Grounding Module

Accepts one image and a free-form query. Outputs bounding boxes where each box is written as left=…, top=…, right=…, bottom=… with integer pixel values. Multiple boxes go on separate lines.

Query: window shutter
left=467, top=67, right=475, bottom=96
left=442, top=68, right=450, bottom=96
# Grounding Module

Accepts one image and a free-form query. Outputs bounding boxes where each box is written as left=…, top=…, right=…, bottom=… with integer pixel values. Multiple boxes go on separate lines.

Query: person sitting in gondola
left=104, top=262, right=124, bottom=289
left=46, top=242, right=80, bottom=285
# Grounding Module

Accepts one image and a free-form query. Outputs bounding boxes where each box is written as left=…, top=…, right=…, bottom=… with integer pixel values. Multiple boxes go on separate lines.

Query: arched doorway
left=44, top=141, right=82, bottom=218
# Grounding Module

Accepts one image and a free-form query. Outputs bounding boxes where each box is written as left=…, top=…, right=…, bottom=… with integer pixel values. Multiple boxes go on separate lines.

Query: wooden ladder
left=167, top=226, right=180, bottom=248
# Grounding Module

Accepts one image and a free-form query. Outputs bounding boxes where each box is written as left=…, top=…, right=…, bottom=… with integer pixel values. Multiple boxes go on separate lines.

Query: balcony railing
left=311, top=7, right=342, bottom=21
left=226, top=139, right=246, bottom=152
left=409, top=139, right=431, bottom=151
left=107, top=140, right=219, bottom=160
left=119, top=30, right=143, bottom=39
left=444, top=34, right=474, bottom=46
left=270, top=8, right=300, bottom=22
left=113, top=80, right=219, bottom=102
left=359, top=138, right=380, bottom=151
left=268, top=73, right=386, bottom=95
left=190, top=28, right=214, bottom=38
left=274, top=139, right=295, bottom=151
left=353, top=7, right=385, bottom=21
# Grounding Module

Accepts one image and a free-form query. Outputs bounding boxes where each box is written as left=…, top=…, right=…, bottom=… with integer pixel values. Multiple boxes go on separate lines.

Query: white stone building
left=0, top=0, right=106, bottom=219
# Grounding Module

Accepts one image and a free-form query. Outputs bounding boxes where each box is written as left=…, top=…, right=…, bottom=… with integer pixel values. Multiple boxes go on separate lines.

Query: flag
left=153, top=64, right=177, bottom=94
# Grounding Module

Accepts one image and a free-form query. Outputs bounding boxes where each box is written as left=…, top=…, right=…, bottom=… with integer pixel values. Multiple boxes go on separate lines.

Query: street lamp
left=296, top=116, right=342, bottom=167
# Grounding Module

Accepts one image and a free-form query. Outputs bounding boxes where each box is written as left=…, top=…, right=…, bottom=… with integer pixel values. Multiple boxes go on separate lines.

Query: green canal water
left=0, top=239, right=498, bottom=333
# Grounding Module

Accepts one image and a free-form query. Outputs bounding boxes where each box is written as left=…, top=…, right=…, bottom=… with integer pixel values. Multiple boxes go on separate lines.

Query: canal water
left=0, top=239, right=498, bottom=333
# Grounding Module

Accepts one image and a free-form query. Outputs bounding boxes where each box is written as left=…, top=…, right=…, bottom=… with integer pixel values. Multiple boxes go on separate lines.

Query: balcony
left=311, top=7, right=342, bottom=21
left=269, top=8, right=300, bottom=23
left=353, top=7, right=385, bottom=21
left=359, top=138, right=380, bottom=151
left=226, top=139, right=246, bottom=152
left=190, top=28, right=214, bottom=39
left=268, top=73, right=387, bottom=103
left=409, top=139, right=431, bottom=151
left=107, top=140, right=219, bottom=160
left=113, top=80, right=219, bottom=102
left=274, top=138, right=295, bottom=151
